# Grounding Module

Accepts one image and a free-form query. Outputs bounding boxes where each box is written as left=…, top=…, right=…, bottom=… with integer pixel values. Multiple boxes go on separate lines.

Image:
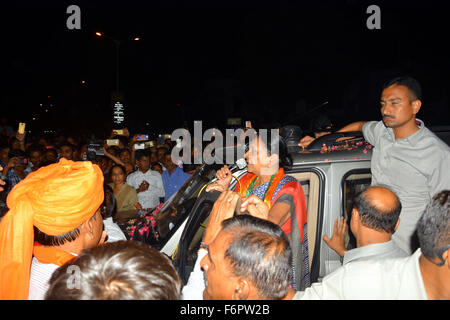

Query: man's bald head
left=353, top=186, right=402, bottom=234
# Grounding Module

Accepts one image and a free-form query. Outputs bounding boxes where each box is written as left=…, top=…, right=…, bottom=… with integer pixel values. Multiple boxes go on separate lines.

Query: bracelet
left=200, top=242, right=208, bottom=249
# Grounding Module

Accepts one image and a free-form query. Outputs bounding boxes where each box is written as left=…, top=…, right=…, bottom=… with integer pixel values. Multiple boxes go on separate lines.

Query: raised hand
left=202, top=191, right=240, bottom=245
left=206, top=165, right=233, bottom=193
left=323, top=217, right=348, bottom=257
left=239, top=195, right=269, bottom=220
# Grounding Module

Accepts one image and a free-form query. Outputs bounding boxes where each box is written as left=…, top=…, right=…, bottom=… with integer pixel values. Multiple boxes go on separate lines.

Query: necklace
left=244, top=173, right=276, bottom=202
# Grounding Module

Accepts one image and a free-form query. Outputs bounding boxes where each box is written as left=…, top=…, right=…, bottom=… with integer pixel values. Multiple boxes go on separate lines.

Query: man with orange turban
left=0, top=158, right=106, bottom=300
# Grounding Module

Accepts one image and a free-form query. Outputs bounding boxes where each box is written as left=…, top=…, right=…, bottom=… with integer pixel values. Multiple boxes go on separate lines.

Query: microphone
left=227, top=158, right=247, bottom=173
left=208, top=158, right=247, bottom=184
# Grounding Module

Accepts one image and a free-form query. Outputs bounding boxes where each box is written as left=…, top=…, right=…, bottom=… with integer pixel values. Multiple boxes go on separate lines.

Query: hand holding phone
left=106, top=139, right=119, bottom=146
left=17, top=158, right=28, bottom=165
left=136, top=134, right=149, bottom=141
left=18, top=123, right=26, bottom=134
left=112, top=129, right=123, bottom=135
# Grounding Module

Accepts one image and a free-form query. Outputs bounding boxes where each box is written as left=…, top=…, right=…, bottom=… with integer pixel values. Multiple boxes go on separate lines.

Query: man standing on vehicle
left=299, top=76, right=450, bottom=253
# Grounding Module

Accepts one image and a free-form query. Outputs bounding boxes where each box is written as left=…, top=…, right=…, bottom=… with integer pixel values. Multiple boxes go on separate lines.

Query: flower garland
left=126, top=202, right=164, bottom=239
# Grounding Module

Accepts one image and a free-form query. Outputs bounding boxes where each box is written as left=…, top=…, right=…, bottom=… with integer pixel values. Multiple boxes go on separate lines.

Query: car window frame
left=340, top=168, right=372, bottom=250
left=285, top=166, right=326, bottom=284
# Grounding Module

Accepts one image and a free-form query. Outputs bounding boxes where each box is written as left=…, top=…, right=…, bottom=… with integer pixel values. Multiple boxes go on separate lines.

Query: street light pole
left=96, top=32, right=123, bottom=94
left=115, top=40, right=120, bottom=94
left=95, top=31, right=140, bottom=128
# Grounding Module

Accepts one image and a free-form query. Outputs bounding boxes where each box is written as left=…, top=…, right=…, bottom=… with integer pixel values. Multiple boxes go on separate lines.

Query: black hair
left=106, top=146, right=120, bottom=157
left=60, top=142, right=75, bottom=152
left=110, top=164, right=127, bottom=177
left=45, top=148, right=58, bottom=155
left=116, top=136, right=129, bottom=147
left=8, top=148, right=26, bottom=159
left=417, top=191, right=450, bottom=261
left=26, top=144, right=44, bottom=157
left=311, top=114, right=334, bottom=132
left=135, top=150, right=150, bottom=161
left=34, top=225, right=82, bottom=247
left=45, top=240, right=181, bottom=300
left=101, top=184, right=116, bottom=219
left=8, top=137, right=20, bottom=149
left=39, top=160, right=56, bottom=167
left=119, top=148, right=131, bottom=156
left=163, top=150, right=172, bottom=157
left=151, top=162, right=162, bottom=170
left=251, top=129, right=292, bottom=168
left=221, top=215, right=292, bottom=300
left=182, top=163, right=198, bottom=173
left=353, top=187, right=402, bottom=234
left=382, top=76, right=422, bottom=101
left=156, top=146, right=169, bottom=153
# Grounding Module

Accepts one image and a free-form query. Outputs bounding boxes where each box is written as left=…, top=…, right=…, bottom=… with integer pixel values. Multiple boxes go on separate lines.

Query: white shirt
left=103, top=217, right=127, bottom=242
left=29, top=250, right=79, bottom=300
left=342, top=240, right=408, bottom=265
left=294, top=249, right=428, bottom=300
left=28, top=258, right=59, bottom=300
left=126, top=169, right=165, bottom=209
left=182, top=248, right=207, bottom=300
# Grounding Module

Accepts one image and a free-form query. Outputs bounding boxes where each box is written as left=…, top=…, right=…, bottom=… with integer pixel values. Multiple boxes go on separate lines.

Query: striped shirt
left=28, top=257, right=60, bottom=300
left=28, top=252, right=78, bottom=300
left=6, top=167, right=31, bottom=194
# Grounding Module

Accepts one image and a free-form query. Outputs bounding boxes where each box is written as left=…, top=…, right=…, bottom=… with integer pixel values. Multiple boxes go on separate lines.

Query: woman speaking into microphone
left=206, top=130, right=310, bottom=290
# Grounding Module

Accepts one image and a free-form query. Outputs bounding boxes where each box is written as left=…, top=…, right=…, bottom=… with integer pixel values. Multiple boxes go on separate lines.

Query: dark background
left=1, top=0, right=449, bottom=136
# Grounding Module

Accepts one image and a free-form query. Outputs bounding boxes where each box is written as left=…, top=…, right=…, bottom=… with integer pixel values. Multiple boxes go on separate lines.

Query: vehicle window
left=342, top=170, right=372, bottom=249
left=155, top=165, right=217, bottom=241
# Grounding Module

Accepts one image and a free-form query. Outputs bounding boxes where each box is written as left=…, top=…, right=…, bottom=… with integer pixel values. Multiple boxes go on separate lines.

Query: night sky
left=1, top=0, right=449, bottom=137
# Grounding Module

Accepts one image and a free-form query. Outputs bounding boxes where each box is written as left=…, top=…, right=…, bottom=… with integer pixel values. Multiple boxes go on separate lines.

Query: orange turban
left=0, top=158, right=104, bottom=299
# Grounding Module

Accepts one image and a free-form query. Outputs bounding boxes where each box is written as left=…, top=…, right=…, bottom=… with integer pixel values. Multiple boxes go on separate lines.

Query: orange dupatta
left=33, top=242, right=76, bottom=267
left=236, top=168, right=307, bottom=241
left=236, top=168, right=286, bottom=210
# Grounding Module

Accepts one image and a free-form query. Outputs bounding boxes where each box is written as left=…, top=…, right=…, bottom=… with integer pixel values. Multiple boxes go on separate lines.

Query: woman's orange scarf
left=237, top=168, right=285, bottom=209
left=0, top=159, right=104, bottom=300
left=236, top=167, right=307, bottom=241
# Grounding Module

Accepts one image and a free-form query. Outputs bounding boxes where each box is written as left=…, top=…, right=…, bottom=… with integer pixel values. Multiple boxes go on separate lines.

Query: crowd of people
left=0, top=126, right=194, bottom=222
left=0, top=76, right=449, bottom=300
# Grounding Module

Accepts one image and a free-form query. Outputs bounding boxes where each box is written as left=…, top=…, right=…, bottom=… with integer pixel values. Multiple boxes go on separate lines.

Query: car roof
left=288, top=137, right=372, bottom=166
left=286, top=128, right=450, bottom=167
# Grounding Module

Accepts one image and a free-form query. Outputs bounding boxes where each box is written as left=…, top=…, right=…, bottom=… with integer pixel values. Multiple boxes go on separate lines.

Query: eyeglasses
left=435, top=244, right=450, bottom=267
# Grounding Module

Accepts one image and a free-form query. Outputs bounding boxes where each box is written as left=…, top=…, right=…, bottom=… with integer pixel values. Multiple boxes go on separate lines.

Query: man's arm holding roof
left=299, top=121, right=368, bottom=148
